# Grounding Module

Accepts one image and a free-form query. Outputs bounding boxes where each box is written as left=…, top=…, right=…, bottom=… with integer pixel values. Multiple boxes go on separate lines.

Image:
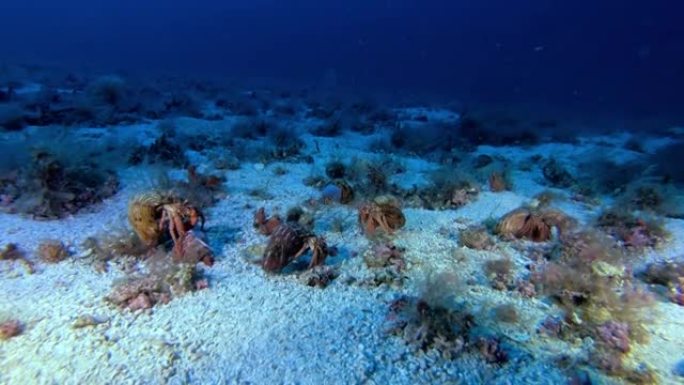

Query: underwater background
left=2, top=0, right=684, bottom=127
left=1, top=1, right=683, bottom=385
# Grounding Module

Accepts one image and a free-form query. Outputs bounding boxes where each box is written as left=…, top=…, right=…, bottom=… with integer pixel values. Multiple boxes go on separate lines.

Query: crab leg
left=292, top=240, right=311, bottom=261
left=171, top=213, right=186, bottom=245
left=309, top=249, right=320, bottom=268
left=378, top=215, right=393, bottom=233
left=159, top=210, right=169, bottom=232
left=309, top=246, right=327, bottom=268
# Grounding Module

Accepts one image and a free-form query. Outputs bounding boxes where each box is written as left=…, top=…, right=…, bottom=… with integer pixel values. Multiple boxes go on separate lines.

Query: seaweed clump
left=484, top=258, right=514, bottom=291
left=627, top=185, right=663, bottom=212
left=639, top=261, right=684, bottom=306
left=359, top=242, right=406, bottom=287
left=385, top=295, right=509, bottom=364
left=541, top=158, right=575, bottom=188
left=596, top=208, right=669, bottom=250
left=385, top=296, right=472, bottom=360
left=346, top=157, right=404, bottom=198
left=325, top=161, right=346, bottom=179
left=459, top=225, right=495, bottom=250
left=81, top=230, right=149, bottom=272
left=415, top=169, right=479, bottom=210
left=106, top=255, right=207, bottom=311
left=128, top=131, right=188, bottom=167
left=37, top=240, right=70, bottom=263
left=0, top=150, right=118, bottom=219
left=0, top=243, right=33, bottom=273
left=533, top=230, right=657, bottom=381
left=0, top=104, right=26, bottom=131
left=650, top=140, right=684, bottom=184
left=267, top=126, right=304, bottom=161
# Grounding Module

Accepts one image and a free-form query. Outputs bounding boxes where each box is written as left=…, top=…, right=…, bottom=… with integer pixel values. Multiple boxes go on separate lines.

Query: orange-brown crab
left=158, top=200, right=205, bottom=253
left=128, top=193, right=213, bottom=266
left=253, top=207, right=281, bottom=236
left=358, top=196, right=406, bottom=235
left=292, top=236, right=329, bottom=269
left=261, top=223, right=330, bottom=272
left=496, top=207, right=574, bottom=242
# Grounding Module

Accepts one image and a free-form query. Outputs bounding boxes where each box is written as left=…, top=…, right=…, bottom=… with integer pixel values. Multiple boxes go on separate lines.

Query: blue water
left=1, top=0, right=683, bottom=125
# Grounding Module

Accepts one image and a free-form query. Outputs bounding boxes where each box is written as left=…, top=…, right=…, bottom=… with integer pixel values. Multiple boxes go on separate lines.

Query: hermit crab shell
left=358, top=195, right=406, bottom=235
left=127, top=192, right=166, bottom=246
left=262, top=223, right=310, bottom=272
left=374, top=195, right=406, bottom=230
left=496, top=208, right=574, bottom=242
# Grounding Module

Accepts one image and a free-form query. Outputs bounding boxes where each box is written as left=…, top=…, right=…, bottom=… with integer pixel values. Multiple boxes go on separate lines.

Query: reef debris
left=106, top=259, right=206, bottom=311
left=459, top=225, right=495, bottom=250
left=299, top=265, right=339, bottom=288
left=596, top=209, right=668, bottom=250
left=0, top=243, right=33, bottom=273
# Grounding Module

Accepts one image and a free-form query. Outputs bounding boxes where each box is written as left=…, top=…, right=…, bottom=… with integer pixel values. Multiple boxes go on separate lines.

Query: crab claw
left=173, top=231, right=215, bottom=267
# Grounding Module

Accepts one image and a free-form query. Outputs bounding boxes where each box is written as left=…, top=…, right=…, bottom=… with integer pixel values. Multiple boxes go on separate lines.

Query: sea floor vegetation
left=1, top=68, right=683, bottom=385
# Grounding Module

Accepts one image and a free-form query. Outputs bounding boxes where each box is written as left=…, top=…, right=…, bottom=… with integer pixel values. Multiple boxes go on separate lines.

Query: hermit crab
left=159, top=200, right=204, bottom=247
left=293, top=236, right=329, bottom=269
left=253, top=207, right=281, bottom=236
left=261, top=223, right=330, bottom=273
left=128, top=192, right=212, bottom=266
left=496, top=207, right=574, bottom=242
left=358, top=195, right=406, bottom=236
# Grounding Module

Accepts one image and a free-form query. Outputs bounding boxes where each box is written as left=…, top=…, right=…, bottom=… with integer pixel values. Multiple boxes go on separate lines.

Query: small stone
left=72, top=315, right=108, bottom=329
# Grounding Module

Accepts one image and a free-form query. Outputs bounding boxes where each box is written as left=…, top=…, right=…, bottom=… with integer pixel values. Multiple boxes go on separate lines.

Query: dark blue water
left=1, top=0, right=682, bottom=126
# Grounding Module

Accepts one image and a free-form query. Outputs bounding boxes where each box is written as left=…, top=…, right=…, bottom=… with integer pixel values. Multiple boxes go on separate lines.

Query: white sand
left=1, top=111, right=683, bottom=385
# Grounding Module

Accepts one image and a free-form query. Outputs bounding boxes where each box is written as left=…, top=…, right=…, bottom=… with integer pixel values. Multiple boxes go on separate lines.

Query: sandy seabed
left=1, top=109, right=683, bottom=385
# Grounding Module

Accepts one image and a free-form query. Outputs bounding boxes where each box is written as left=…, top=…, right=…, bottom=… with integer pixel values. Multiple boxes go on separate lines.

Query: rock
left=72, top=315, right=109, bottom=329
